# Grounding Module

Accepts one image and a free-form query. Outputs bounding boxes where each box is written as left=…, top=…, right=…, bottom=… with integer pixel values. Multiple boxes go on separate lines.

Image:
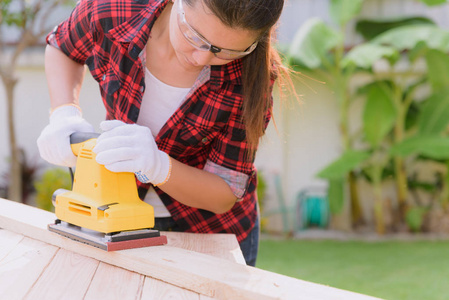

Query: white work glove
left=93, top=120, right=171, bottom=185
left=37, top=105, right=95, bottom=167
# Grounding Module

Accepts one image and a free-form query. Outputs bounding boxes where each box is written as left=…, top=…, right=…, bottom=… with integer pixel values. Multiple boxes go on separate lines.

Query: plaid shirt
left=47, top=0, right=272, bottom=242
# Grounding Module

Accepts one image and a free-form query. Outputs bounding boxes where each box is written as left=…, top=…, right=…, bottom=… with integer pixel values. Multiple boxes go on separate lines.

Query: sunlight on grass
left=257, top=239, right=449, bottom=300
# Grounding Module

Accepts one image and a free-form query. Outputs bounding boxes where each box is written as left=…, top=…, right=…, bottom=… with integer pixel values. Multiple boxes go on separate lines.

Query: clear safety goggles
left=176, top=0, right=258, bottom=60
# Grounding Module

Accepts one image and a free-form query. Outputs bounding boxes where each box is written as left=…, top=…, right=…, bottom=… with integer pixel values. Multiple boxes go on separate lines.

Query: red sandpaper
left=106, top=235, right=168, bottom=251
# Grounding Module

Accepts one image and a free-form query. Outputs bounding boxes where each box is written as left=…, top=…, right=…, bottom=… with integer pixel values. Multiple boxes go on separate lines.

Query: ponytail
left=242, top=29, right=288, bottom=151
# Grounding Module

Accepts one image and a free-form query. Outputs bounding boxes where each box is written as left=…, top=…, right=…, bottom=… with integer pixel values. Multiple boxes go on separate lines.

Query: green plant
left=288, top=0, right=368, bottom=230
left=1, top=149, right=41, bottom=204
left=288, top=0, right=449, bottom=233
left=1, top=0, right=74, bottom=202
left=405, top=206, right=428, bottom=232
left=257, top=171, right=268, bottom=231
left=34, top=168, right=72, bottom=212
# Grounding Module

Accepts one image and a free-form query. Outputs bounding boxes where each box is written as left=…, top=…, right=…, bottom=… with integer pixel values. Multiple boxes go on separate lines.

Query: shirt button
left=102, top=74, right=106, bottom=81
left=201, top=137, right=208, bottom=143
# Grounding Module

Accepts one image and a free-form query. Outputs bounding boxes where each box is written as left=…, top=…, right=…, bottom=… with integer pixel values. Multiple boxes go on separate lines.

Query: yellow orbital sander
left=48, top=132, right=167, bottom=251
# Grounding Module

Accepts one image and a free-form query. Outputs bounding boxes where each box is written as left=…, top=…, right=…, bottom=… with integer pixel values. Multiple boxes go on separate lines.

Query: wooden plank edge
left=163, top=231, right=246, bottom=264
left=0, top=198, right=381, bottom=300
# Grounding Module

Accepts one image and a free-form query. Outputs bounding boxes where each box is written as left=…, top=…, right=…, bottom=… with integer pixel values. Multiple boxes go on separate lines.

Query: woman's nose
left=192, top=50, right=216, bottom=66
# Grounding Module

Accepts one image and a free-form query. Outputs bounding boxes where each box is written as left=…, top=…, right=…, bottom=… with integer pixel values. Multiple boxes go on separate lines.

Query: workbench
left=0, top=198, right=380, bottom=300
left=0, top=229, right=244, bottom=299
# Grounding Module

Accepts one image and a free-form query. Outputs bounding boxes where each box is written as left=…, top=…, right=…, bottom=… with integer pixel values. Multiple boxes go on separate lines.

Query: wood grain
left=24, top=248, right=99, bottom=300
left=84, top=262, right=145, bottom=300
left=0, top=230, right=24, bottom=261
left=164, top=231, right=246, bottom=264
left=141, top=276, right=200, bottom=299
left=0, top=236, right=58, bottom=300
left=0, top=198, right=380, bottom=300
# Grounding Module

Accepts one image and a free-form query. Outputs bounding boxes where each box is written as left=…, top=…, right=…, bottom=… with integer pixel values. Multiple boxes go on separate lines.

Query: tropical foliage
left=287, top=0, right=449, bottom=233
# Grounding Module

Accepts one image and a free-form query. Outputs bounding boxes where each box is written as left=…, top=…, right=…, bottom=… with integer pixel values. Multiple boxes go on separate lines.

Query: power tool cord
left=69, top=167, right=74, bottom=189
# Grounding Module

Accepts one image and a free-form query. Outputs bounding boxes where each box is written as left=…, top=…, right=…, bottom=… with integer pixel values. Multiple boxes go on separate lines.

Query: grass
left=257, top=239, right=449, bottom=300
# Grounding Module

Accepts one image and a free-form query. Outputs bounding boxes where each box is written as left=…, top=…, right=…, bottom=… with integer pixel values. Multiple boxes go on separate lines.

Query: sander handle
left=70, top=132, right=100, bottom=144
left=70, top=132, right=100, bottom=156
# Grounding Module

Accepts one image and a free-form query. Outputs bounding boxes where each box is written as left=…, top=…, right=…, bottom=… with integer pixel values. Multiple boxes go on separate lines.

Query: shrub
left=34, top=168, right=71, bottom=212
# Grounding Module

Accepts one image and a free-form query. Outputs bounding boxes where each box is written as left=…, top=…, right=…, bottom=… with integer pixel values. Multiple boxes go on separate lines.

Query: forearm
left=45, top=45, right=86, bottom=109
left=38, top=47, right=94, bottom=166
left=158, top=158, right=237, bottom=214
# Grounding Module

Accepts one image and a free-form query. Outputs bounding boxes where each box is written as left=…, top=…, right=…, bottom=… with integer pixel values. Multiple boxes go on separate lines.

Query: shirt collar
left=107, top=0, right=243, bottom=88
left=107, top=0, right=171, bottom=59
left=210, top=59, right=243, bottom=90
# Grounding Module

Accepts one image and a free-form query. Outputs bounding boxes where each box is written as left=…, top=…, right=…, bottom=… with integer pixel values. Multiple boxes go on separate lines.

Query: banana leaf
left=418, top=92, right=449, bottom=135
left=390, top=135, right=449, bottom=160
left=372, top=24, right=449, bottom=53
left=329, top=0, right=364, bottom=26
left=363, top=83, right=397, bottom=147
left=419, top=0, right=448, bottom=5
left=342, top=43, right=399, bottom=69
left=287, top=18, right=341, bottom=69
left=356, top=16, right=435, bottom=41
left=425, top=49, right=449, bottom=93
left=317, top=150, right=371, bottom=180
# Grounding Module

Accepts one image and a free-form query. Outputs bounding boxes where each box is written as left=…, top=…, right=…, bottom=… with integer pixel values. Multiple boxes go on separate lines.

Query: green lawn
left=257, top=239, right=449, bottom=300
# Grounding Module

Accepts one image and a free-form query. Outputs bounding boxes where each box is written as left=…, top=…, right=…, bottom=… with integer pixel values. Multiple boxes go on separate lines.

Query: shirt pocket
left=98, top=70, right=121, bottom=107
left=86, top=55, right=121, bottom=107
left=178, top=120, right=220, bottom=150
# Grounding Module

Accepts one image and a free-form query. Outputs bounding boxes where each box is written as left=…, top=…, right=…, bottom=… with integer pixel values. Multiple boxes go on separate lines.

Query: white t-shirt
left=136, top=67, right=190, bottom=217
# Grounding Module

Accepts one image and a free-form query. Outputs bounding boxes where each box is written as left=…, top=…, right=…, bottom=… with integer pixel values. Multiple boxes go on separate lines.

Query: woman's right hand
left=37, top=105, right=95, bottom=167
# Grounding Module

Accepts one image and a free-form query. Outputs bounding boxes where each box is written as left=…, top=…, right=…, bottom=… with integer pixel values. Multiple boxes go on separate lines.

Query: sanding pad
left=48, top=221, right=167, bottom=251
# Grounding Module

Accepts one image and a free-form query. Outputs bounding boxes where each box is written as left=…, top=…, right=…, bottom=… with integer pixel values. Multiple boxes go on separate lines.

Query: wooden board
left=0, top=230, right=204, bottom=300
left=0, top=232, right=58, bottom=300
left=141, top=277, right=200, bottom=300
left=84, top=263, right=145, bottom=300
left=0, top=198, right=380, bottom=300
left=163, top=231, right=246, bottom=265
left=25, top=248, right=99, bottom=299
left=0, top=230, right=24, bottom=261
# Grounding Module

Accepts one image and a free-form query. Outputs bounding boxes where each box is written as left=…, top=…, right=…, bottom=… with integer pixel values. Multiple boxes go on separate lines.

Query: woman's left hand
left=93, top=120, right=171, bottom=185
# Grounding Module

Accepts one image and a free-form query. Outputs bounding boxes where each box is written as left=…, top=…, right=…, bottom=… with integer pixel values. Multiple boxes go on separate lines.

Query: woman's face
left=169, top=0, right=258, bottom=72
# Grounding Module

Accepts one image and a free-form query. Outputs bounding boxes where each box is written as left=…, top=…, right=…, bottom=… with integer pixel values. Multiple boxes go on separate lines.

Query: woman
left=37, top=0, right=287, bottom=266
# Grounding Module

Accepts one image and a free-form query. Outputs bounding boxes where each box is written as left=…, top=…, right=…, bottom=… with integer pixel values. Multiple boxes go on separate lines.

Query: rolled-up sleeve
left=203, top=160, right=250, bottom=200
left=205, top=95, right=273, bottom=200
left=46, top=0, right=94, bottom=64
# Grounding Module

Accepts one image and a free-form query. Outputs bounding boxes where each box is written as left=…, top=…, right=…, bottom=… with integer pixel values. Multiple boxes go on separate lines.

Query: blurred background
left=2, top=0, right=449, bottom=299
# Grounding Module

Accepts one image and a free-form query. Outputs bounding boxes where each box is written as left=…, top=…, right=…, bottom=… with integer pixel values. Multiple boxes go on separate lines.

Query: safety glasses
left=176, top=0, right=258, bottom=60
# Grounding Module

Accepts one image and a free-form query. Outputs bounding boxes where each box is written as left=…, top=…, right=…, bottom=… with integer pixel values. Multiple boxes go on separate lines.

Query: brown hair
left=185, top=0, right=288, bottom=151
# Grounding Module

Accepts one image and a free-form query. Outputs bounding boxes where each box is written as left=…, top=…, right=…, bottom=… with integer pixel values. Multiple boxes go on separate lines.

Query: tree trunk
left=443, top=160, right=449, bottom=209
left=374, top=197, right=385, bottom=235
left=393, top=83, right=408, bottom=224
left=372, top=167, right=385, bottom=234
left=1, top=2, right=59, bottom=203
left=337, top=89, right=364, bottom=230
left=394, top=157, right=408, bottom=222
left=349, top=171, right=363, bottom=226
left=2, top=73, right=22, bottom=202
left=394, top=105, right=408, bottom=220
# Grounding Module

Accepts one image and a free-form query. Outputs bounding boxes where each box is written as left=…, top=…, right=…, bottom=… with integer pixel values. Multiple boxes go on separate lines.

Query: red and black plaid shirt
left=47, top=0, right=272, bottom=242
